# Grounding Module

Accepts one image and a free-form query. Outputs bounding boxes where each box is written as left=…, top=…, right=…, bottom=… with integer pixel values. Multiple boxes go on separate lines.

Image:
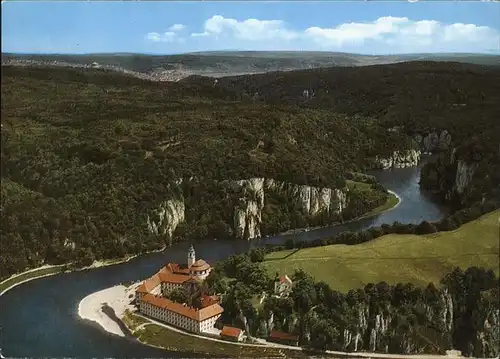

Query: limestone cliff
left=340, top=288, right=456, bottom=354
left=375, top=149, right=421, bottom=169
left=146, top=180, right=186, bottom=240
left=420, top=147, right=480, bottom=205
left=415, top=130, right=452, bottom=154
left=232, top=178, right=348, bottom=240
left=145, top=177, right=350, bottom=241
left=146, top=199, right=185, bottom=238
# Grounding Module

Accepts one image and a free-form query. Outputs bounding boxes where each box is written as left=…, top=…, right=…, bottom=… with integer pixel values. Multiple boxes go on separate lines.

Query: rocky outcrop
left=233, top=178, right=266, bottom=239
left=146, top=199, right=185, bottom=238
left=375, top=149, right=421, bottom=169
left=453, top=160, right=478, bottom=196
left=415, top=130, right=452, bottom=154
left=473, top=290, right=500, bottom=358
left=145, top=177, right=349, bottom=241
left=232, top=178, right=348, bottom=239
left=420, top=147, right=479, bottom=204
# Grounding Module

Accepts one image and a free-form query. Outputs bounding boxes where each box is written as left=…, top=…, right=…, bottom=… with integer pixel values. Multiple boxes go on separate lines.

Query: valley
left=1, top=54, right=499, bottom=359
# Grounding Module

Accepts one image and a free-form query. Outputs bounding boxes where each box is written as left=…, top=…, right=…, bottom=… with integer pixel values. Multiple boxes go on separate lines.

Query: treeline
left=0, top=66, right=407, bottom=278
left=210, top=62, right=500, bottom=143
left=202, top=62, right=500, bottom=210
left=273, top=197, right=500, bottom=252
left=207, top=251, right=499, bottom=357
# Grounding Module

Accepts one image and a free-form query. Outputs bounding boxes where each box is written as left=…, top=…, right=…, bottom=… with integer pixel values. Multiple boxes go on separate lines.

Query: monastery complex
left=135, top=245, right=224, bottom=334
left=134, top=244, right=295, bottom=343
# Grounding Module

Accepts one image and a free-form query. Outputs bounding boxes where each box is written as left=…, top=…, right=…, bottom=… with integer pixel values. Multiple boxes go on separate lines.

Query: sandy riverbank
left=78, top=283, right=140, bottom=337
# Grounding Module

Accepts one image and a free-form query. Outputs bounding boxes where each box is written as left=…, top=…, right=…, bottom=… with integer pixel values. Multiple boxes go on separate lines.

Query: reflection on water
left=264, top=163, right=448, bottom=245
left=0, top=163, right=448, bottom=358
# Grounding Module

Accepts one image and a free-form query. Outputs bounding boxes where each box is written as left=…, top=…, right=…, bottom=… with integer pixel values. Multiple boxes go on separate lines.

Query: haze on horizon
left=1, top=1, right=499, bottom=56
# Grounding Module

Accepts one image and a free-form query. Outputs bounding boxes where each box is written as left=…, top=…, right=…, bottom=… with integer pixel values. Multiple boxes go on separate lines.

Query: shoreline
left=0, top=190, right=402, bottom=297
left=77, top=284, right=139, bottom=337
left=78, top=283, right=485, bottom=359
left=0, top=247, right=166, bottom=297
left=279, top=189, right=401, bottom=237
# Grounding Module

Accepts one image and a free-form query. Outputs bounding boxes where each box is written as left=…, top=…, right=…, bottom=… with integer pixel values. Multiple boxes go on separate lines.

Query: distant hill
left=2, top=51, right=499, bottom=82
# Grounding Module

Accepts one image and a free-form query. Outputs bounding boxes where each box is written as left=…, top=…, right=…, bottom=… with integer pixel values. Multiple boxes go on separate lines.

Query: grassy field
left=0, top=266, right=65, bottom=294
left=128, top=312, right=317, bottom=358
left=122, top=310, right=151, bottom=332
left=263, top=210, right=500, bottom=292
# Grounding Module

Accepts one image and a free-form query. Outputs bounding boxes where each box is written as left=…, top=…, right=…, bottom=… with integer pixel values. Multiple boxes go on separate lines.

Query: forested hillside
left=2, top=61, right=499, bottom=278
left=1, top=66, right=407, bottom=278
left=205, top=61, right=500, bottom=208
left=209, top=249, right=499, bottom=357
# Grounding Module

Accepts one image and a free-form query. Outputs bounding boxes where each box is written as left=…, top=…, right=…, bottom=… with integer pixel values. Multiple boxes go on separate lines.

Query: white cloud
left=146, top=32, right=161, bottom=42
left=191, top=15, right=298, bottom=41
left=146, top=31, right=183, bottom=43
left=168, top=24, right=186, bottom=32
left=304, top=17, right=498, bottom=51
left=148, top=15, right=499, bottom=53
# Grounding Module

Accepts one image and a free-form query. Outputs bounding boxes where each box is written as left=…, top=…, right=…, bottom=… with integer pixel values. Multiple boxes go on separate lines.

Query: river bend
left=0, top=162, right=448, bottom=358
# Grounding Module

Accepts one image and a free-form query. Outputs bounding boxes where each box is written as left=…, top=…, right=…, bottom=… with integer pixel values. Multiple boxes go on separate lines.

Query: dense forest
left=207, top=252, right=499, bottom=357
left=203, top=61, right=500, bottom=208
left=1, top=61, right=499, bottom=278
left=1, top=66, right=405, bottom=278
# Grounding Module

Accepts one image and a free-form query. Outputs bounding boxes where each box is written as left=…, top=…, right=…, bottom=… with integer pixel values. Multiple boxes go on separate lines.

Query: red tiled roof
left=190, top=259, right=210, bottom=271
left=221, top=326, right=242, bottom=338
left=269, top=330, right=299, bottom=341
left=136, top=273, right=162, bottom=294
left=167, top=263, right=191, bottom=275
left=136, top=257, right=211, bottom=292
left=158, top=271, right=191, bottom=284
left=201, top=294, right=220, bottom=308
left=141, top=293, right=224, bottom=322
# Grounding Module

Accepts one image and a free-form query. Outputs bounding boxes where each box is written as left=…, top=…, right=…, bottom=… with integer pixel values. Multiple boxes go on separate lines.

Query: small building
left=274, top=274, right=293, bottom=297
left=268, top=330, right=299, bottom=346
left=220, top=325, right=244, bottom=342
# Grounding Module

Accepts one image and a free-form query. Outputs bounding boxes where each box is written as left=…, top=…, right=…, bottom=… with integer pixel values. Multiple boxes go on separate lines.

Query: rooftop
left=190, top=259, right=210, bottom=271
left=269, top=330, right=299, bottom=341
left=220, top=326, right=243, bottom=338
left=141, top=293, right=224, bottom=322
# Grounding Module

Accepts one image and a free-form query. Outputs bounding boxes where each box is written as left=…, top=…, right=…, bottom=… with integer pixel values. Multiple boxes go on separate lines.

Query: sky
left=2, top=1, right=499, bottom=55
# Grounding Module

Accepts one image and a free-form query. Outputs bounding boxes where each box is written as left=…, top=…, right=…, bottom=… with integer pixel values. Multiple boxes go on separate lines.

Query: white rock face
left=146, top=199, right=185, bottom=238
left=375, top=149, right=421, bottom=169
left=233, top=178, right=266, bottom=239
left=232, top=178, right=349, bottom=240
left=440, top=149, right=479, bottom=201
left=415, top=130, right=452, bottom=154
left=145, top=177, right=350, bottom=241
left=453, top=160, right=478, bottom=195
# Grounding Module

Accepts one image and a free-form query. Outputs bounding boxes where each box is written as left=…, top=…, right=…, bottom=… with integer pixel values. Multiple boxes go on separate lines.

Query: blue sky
left=2, top=1, right=499, bottom=55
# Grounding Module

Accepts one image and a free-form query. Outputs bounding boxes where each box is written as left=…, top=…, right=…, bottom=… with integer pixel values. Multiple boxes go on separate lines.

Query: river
left=0, top=161, right=449, bottom=358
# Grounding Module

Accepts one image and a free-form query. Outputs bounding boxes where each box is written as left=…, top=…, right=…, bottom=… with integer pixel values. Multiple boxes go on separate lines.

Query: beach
left=77, top=283, right=140, bottom=337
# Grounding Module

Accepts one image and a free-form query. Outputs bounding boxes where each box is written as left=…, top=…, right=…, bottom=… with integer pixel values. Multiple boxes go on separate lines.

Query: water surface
left=0, top=163, right=448, bottom=358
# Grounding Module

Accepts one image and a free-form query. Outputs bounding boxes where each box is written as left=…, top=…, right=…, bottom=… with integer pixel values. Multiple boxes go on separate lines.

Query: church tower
left=187, top=244, right=196, bottom=267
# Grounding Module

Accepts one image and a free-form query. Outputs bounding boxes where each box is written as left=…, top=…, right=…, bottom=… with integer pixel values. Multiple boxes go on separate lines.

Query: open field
left=131, top=318, right=312, bottom=358
left=263, top=210, right=500, bottom=292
